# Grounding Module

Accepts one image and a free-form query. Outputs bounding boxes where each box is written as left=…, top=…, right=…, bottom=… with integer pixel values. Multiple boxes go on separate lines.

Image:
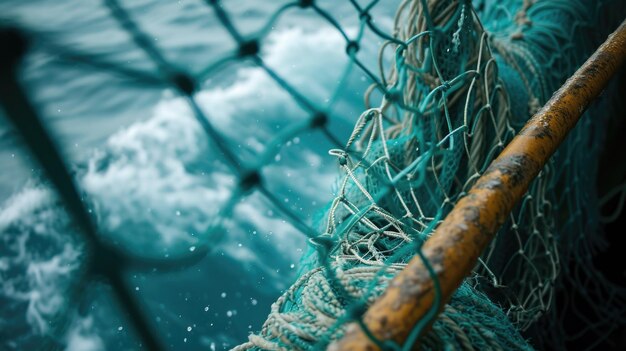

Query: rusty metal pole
left=330, top=19, right=626, bottom=351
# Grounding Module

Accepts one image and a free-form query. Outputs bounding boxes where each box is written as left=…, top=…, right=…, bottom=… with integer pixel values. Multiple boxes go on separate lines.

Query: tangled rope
left=233, top=0, right=626, bottom=349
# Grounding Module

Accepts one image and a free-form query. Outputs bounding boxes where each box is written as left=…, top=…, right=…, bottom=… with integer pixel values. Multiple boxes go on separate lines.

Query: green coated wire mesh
left=0, top=0, right=625, bottom=350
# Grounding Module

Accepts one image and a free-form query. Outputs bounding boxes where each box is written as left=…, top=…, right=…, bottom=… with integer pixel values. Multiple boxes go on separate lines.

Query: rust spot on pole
left=330, top=19, right=626, bottom=351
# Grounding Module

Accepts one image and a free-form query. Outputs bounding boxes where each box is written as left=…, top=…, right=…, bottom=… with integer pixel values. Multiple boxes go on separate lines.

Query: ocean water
left=0, top=0, right=400, bottom=350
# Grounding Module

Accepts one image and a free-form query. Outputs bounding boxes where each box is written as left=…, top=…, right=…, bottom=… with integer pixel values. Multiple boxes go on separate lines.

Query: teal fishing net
left=0, top=0, right=625, bottom=350
left=235, top=0, right=626, bottom=349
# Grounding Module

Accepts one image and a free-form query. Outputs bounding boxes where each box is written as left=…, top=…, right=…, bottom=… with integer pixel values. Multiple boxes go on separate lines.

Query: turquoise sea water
left=0, top=0, right=402, bottom=349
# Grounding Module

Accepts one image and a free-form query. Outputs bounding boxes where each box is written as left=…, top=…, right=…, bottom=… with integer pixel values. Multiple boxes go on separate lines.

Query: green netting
left=234, top=0, right=626, bottom=349
left=0, top=0, right=625, bottom=350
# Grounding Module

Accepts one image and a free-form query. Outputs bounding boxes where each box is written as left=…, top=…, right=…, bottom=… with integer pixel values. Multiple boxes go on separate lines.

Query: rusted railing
left=331, top=18, right=626, bottom=351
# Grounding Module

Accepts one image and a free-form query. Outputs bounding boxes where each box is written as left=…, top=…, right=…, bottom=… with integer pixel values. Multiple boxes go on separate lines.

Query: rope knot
left=239, top=170, right=262, bottom=192
left=310, top=111, right=328, bottom=128
left=238, top=39, right=259, bottom=57
left=170, top=72, right=195, bottom=95
left=346, top=41, right=360, bottom=55
left=298, top=0, right=314, bottom=8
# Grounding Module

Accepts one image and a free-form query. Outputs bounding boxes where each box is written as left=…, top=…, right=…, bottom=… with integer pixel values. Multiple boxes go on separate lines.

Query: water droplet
left=189, top=246, right=196, bottom=252
left=118, top=326, right=123, bottom=331
left=187, top=326, right=192, bottom=332
left=221, top=292, right=227, bottom=298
